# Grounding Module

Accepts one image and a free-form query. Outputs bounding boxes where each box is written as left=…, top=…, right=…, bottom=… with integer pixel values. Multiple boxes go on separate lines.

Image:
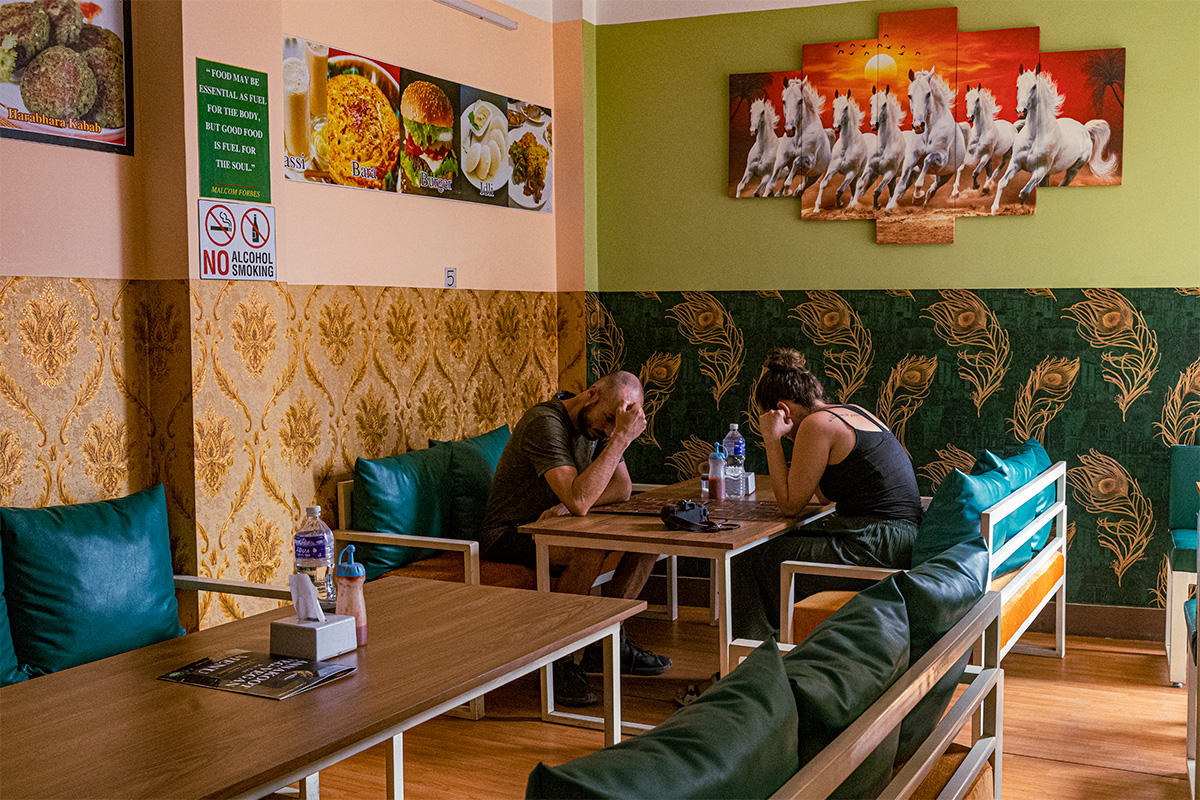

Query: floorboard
left=311, top=608, right=1191, bottom=799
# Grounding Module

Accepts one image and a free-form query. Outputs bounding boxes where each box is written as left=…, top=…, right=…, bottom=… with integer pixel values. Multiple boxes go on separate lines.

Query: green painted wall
left=592, top=0, right=1200, bottom=291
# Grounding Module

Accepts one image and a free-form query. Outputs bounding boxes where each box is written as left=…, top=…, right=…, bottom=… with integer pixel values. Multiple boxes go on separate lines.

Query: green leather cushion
left=1170, top=529, right=1198, bottom=573
left=893, top=536, right=990, bottom=764
left=526, top=638, right=800, bottom=799
left=783, top=576, right=910, bottom=799
left=1170, top=446, right=1200, bottom=530
left=0, top=485, right=184, bottom=677
left=352, top=445, right=455, bottom=580
left=911, top=463, right=1011, bottom=568
left=972, top=439, right=1054, bottom=576
left=430, top=425, right=511, bottom=541
left=0, top=536, right=28, bottom=686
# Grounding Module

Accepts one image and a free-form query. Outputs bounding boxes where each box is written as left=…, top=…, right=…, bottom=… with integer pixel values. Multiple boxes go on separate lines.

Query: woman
left=731, top=348, right=922, bottom=641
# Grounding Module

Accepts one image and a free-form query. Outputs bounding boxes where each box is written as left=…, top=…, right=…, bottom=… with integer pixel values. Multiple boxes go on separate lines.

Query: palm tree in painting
left=730, top=73, right=772, bottom=120
left=1084, top=50, right=1125, bottom=113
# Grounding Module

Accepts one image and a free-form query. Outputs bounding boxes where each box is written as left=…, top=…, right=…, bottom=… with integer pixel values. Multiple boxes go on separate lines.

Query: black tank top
left=817, top=405, right=923, bottom=524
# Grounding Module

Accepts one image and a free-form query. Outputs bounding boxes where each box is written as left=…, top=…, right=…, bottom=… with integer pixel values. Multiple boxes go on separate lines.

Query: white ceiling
left=500, top=0, right=850, bottom=25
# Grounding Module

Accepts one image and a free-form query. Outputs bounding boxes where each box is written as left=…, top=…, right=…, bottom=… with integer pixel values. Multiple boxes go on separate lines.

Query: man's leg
left=550, top=546, right=607, bottom=595
left=603, top=552, right=657, bottom=599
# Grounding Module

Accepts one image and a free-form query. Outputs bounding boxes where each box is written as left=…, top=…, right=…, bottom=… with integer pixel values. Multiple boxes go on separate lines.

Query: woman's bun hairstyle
left=754, top=347, right=826, bottom=412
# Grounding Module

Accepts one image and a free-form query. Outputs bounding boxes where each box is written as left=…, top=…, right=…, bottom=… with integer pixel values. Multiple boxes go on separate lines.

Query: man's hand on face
left=614, top=401, right=647, bottom=443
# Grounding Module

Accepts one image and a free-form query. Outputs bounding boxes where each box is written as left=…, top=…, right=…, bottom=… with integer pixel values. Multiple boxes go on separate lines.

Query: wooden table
left=0, top=577, right=643, bottom=800
left=520, top=478, right=832, bottom=699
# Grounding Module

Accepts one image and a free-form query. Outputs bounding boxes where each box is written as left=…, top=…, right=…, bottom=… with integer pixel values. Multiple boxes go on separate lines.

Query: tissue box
left=270, top=614, right=357, bottom=660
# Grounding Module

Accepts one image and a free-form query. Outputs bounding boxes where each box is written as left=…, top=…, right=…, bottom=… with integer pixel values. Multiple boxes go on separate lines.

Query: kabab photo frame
left=727, top=6, right=1124, bottom=245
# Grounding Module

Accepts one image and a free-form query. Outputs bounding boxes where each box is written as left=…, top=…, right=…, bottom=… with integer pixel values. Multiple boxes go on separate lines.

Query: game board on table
left=593, top=495, right=785, bottom=522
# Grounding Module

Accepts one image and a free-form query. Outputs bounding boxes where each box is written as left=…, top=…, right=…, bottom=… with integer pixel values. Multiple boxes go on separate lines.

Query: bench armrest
left=173, top=575, right=292, bottom=601
left=779, top=561, right=898, bottom=646
left=781, top=561, right=900, bottom=581
left=333, top=529, right=481, bottom=585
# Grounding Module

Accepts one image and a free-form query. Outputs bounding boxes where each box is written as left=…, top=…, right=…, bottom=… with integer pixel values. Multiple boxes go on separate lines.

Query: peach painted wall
left=3, top=0, right=583, bottom=294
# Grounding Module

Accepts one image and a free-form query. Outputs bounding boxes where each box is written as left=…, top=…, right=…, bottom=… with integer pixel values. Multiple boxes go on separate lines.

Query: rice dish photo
left=325, top=72, right=401, bottom=190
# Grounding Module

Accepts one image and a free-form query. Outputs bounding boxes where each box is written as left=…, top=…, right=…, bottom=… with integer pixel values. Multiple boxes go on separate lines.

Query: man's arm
left=543, top=405, right=644, bottom=516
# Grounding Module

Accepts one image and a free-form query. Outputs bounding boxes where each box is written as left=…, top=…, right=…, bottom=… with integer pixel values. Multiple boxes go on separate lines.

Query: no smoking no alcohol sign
left=198, top=199, right=277, bottom=281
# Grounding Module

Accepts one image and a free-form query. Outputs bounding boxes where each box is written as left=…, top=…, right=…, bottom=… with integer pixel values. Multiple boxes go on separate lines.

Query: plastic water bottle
left=295, top=506, right=336, bottom=609
left=722, top=424, right=746, bottom=498
left=708, top=443, right=727, bottom=501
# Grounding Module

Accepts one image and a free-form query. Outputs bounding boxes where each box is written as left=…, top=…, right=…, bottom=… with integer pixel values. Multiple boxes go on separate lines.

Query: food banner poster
left=507, top=98, right=551, bottom=212
left=0, top=0, right=132, bottom=155
left=458, top=84, right=508, bottom=205
left=283, top=36, right=401, bottom=193
left=197, top=59, right=270, bottom=204
left=398, top=69, right=460, bottom=200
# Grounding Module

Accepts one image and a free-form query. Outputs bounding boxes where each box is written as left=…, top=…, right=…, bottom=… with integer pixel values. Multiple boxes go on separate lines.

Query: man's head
left=576, top=371, right=644, bottom=440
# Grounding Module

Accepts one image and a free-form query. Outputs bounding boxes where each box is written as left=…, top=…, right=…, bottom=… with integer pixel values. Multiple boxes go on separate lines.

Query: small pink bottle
left=708, top=443, right=727, bottom=501
left=334, top=545, right=367, bottom=646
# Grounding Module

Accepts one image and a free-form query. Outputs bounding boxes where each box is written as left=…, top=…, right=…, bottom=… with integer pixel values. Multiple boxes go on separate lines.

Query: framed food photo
left=0, top=0, right=133, bottom=155
left=506, top=98, right=551, bottom=212
left=458, top=83, right=508, bottom=206
left=282, top=36, right=401, bottom=193
left=397, top=69, right=461, bottom=200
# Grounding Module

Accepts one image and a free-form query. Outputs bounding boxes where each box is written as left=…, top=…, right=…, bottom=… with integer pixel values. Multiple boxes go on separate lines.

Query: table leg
left=299, top=773, right=319, bottom=800
left=709, top=560, right=720, bottom=626
left=535, top=538, right=551, bottom=593
left=385, top=734, right=403, bottom=800
left=717, top=555, right=732, bottom=676
left=603, top=626, right=622, bottom=746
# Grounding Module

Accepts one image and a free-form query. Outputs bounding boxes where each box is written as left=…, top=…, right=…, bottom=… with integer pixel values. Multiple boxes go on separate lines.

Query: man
left=479, top=371, right=671, bottom=706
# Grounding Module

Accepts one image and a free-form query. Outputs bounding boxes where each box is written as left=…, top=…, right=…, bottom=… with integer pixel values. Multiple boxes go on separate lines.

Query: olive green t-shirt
left=479, top=397, right=595, bottom=567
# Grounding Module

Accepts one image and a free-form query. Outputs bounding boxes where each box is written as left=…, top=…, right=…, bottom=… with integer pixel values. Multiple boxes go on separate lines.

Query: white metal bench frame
left=778, top=461, right=1068, bottom=662
left=731, top=591, right=1003, bottom=800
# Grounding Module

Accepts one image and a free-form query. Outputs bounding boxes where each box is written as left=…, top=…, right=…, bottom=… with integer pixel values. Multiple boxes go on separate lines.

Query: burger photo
left=399, top=79, right=457, bottom=189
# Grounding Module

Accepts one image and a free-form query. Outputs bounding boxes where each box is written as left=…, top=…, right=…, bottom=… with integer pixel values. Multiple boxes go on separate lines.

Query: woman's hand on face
left=759, top=409, right=794, bottom=442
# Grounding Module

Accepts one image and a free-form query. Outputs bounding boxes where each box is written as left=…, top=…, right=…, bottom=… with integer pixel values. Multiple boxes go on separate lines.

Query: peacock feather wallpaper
left=586, top=287, right=1200, bottom=609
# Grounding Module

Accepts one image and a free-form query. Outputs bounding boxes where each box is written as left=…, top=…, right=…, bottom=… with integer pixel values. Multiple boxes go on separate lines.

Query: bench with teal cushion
left=1165, top=446, right=1200, bottom=685
left=527, top=638, right=801, bottom=799
left=969, top=438, right=1054, bottom=577
left=530, top=539, right=1000, bottom=800
left=0, top=485, right=184, bottom=685
left=0, top=485, right=291, bottom=685
left=348, top=425, right=511, bottom=582
left=788, top=439, right=1067, bottom=663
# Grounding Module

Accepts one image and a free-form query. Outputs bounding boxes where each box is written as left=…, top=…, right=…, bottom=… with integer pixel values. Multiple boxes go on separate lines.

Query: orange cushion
left=995, top=550, right=1065, bottom=649
left=382, top=551, right=625, bottom=591
left=790, top=590, right=858, bottom=644
left=905, top=742, right=994, bottom=800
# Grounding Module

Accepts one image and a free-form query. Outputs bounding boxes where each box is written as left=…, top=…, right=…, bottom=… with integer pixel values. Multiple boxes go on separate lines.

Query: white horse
left=813, top=90, right=873, bottom=212
left=772, top=77, right=831, bottom=197
left=964, top=84, right=1015, bottom=195
left=736, top=98, right=782, bottom=197
left=887, top=68, right=967, bottom=211
left=990, top=64, right=1118, bottom=214
left=763, top=79, right=803, bottom=196
left=865, top=85, right=918, bottom=209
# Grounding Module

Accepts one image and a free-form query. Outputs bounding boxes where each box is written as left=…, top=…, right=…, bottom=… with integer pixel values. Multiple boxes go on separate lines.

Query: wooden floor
left=312, top=607, right=1190, bottom=799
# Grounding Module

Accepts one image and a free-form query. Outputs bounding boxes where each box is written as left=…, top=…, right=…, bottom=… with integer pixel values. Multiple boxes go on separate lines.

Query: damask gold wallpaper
left=1, top=277, right=562, bottom=630
left=0, top=277, right=199, bottom=622
left=588, top=288, right=1200, bottom=610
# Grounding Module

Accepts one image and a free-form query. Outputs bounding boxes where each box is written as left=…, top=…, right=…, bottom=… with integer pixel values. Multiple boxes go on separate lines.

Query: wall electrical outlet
left=445, top=267, right=457, bottom=289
